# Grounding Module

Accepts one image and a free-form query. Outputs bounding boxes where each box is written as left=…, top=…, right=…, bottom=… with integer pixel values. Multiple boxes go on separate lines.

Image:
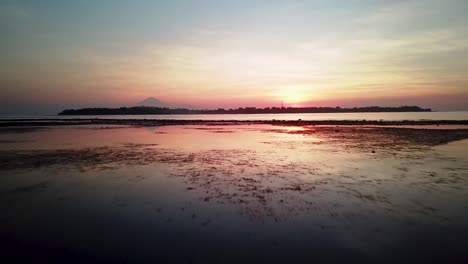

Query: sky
left=1, top=0, right=467, bottom=114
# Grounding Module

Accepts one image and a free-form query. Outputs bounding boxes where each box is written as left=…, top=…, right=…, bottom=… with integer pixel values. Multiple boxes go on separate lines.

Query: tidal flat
left=1, top=124, right=468, bottom=263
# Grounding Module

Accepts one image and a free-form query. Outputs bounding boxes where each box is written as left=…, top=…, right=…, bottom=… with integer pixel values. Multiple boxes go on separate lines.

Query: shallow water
left=0, top=124, right=468, bottom=263
left=2, top=111, right=468, bottom=121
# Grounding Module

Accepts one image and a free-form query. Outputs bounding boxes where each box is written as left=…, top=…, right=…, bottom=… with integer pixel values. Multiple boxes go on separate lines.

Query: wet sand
left=0, top=123, right=468, bottom=263
left=1, top=118, right=468, bottom=128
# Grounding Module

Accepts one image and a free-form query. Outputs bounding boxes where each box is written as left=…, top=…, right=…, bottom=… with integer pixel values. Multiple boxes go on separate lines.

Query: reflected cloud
left=1, top=125, right=468, bottom=222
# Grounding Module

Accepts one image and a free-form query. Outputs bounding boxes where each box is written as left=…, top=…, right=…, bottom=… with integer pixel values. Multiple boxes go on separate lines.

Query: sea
left=1, top=111, right=468, bottom=121
left=1, top=111, right=468, bottom=262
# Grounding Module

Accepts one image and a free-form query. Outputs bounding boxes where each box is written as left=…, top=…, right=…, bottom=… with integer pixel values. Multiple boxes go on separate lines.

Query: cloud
left=1, top=0, right=467, bottom=110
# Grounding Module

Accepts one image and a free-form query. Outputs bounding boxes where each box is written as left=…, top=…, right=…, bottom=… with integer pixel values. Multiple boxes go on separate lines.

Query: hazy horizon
left=1, top=0, right=468, bottom=115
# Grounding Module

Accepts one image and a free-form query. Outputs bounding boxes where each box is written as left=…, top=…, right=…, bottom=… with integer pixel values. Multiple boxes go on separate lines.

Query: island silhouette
left=59, top=105, right=431, bottom=115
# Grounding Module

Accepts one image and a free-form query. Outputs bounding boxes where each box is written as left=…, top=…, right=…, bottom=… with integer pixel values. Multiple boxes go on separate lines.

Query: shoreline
left=1, top=118, right=468, bottom=127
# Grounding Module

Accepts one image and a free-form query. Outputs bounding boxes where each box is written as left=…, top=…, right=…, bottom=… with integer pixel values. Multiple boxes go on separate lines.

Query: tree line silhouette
left=59, top=106, right=431, bottom=115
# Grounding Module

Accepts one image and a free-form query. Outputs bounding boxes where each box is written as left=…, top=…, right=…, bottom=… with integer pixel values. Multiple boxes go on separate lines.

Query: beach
left=3, top=0, right=468, bottom=262
left=0, top=121, right=467, bottom=263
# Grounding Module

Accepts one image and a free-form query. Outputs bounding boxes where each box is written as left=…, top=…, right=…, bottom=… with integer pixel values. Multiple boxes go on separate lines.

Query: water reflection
left=0, top=125, right=468, bottom=263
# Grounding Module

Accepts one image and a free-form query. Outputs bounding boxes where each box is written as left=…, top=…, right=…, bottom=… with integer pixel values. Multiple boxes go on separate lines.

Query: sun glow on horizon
left=1, top=0, right=468, bottom=114
left=273, top=84, right=320, bottom=106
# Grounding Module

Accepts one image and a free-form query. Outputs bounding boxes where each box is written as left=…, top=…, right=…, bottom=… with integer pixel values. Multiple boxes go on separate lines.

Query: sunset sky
left=1, top=0, right=468, bottom=114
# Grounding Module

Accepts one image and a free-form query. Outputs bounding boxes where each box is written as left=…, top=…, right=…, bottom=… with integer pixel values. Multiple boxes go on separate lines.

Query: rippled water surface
left=1, top=124, right=468, bottom=263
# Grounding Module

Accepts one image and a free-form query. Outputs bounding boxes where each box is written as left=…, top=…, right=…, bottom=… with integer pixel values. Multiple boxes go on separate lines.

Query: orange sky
left=1, top=0, right=468, bottom=114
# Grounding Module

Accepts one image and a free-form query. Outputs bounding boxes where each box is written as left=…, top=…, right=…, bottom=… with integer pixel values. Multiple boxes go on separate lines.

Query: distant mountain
left=135, top=97, right=194, bottom=109
left=137, top=97, right=164, bottom=107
